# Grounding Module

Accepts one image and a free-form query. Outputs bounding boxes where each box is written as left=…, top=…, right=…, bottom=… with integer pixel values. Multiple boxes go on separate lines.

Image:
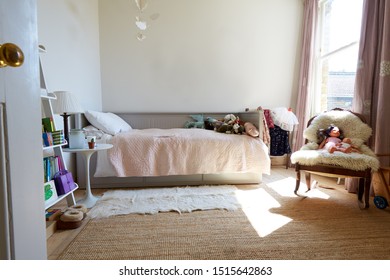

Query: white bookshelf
left=40, top=47, right=77, bottom=210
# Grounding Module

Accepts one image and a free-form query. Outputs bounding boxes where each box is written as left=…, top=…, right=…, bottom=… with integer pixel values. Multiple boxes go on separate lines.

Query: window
left=313, top=0, right=363, bottom=114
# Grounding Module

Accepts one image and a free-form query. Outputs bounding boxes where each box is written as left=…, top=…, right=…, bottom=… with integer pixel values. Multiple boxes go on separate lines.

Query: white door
left=0, top=0, right=47, bottom=259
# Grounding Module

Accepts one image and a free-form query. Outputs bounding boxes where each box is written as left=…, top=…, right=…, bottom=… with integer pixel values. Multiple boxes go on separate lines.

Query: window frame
left=312, top=0, right=362, bottom=115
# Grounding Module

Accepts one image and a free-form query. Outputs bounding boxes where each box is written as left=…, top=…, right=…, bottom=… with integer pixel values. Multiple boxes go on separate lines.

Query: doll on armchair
left=318, top=125, right=361, bottom=153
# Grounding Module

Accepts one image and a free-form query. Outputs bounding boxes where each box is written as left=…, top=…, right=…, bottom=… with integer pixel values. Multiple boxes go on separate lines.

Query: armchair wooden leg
left=358, top=178, right=364, bottom=208
left=305, top=172, right=311, bottom=191
left=294, top=168, right=308, bottom=198
left=295, top=169, right=301, bottom=195
left=357, top=177, right=370, bottom=209
left=364, top=175, right=371, bottom=208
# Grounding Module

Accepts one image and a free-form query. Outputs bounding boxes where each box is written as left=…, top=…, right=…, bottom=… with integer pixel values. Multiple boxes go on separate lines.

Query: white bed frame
left=76, top=110, right=267, bottom=188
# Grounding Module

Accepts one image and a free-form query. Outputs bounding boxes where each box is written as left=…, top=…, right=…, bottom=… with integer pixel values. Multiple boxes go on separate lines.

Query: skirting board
left=86, top=174, right=262, bottom=189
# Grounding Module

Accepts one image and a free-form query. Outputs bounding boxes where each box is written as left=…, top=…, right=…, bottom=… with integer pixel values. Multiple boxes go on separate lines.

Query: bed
left=75, top=110, right=271, bottom=188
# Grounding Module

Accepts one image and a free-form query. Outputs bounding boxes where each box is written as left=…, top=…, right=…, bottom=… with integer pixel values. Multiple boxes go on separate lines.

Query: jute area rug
left=59, top=180, right=390, bottom=260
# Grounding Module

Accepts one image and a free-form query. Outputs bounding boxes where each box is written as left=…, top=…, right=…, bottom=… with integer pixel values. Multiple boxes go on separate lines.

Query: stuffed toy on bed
left=184, top=114, right=205, bottom=128
left=213, top=114, right=245, bottom=134
left=204, top=117, right=220, bottom=130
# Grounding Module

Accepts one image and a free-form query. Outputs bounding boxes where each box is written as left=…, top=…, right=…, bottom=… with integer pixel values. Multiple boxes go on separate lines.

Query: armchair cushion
left=303, top=110, right=372, bottom=146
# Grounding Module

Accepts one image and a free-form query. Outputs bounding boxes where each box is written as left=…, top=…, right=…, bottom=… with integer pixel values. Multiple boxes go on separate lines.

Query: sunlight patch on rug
left=235, top=187, right=292, bottom=237
left=88, top=185, right=241, bottom=218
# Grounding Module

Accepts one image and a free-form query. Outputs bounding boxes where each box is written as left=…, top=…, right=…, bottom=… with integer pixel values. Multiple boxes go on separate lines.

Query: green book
left=42, top=117, right=54, bottom=132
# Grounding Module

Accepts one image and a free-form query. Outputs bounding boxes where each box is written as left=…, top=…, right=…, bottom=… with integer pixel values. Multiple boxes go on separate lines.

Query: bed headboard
left=77, top=110, right=264, bottom=137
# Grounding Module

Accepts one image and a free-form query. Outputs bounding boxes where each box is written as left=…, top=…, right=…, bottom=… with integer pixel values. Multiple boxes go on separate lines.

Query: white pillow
left=82, top=125, right=104, bottom=139
left=82, top=125, right=101, bottom=132
left=84, top=110, right=132, bottom=135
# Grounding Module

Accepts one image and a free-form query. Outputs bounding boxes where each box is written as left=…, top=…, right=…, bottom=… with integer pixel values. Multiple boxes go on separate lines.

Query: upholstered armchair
left=290, top=109, right=379, bottom=209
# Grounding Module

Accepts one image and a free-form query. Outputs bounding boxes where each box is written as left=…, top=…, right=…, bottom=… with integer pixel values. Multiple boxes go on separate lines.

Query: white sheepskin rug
left=88, top=185, right=241, bottom=219
left=291, top=110, right=380, bottom=171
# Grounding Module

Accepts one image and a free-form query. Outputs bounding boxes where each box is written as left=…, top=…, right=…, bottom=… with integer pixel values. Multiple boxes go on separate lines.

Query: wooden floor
left=46, top=190, right=97, bottom=260
left=46, top=166, right=339, bottom=259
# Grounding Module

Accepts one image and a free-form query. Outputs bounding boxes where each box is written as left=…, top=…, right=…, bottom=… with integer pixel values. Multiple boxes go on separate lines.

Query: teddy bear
left=204, top=116, right=220, bottom=130
left=214, top=114, right=245, bottom=134
left=223, top=114, right=237, bottom=125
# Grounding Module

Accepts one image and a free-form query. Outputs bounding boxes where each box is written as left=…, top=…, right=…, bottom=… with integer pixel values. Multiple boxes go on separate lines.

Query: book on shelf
left=45, top=208, right=62, bottom=221
left=42, top=117, right=54, bottom=132
left=42, top=130, right=64, bottom=147
left=43, top=156, right=60, bottom=182
left=51, top=130, right=64, bottom=145
left=42, top=132, right=53, bottom=147
left=42, top=117, right=55, bottom=132
left=42, top=117, right=65, bottom=147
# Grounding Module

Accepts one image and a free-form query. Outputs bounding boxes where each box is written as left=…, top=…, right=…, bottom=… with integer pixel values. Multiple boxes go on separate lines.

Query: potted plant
left=88, top=138, right=95, bottom=149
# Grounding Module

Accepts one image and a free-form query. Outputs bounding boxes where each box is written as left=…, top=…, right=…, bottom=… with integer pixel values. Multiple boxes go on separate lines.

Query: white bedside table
left=63, top=143, right=113, bottom=208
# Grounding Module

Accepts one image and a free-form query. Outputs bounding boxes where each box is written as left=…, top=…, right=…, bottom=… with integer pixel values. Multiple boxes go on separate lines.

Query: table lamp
left=52, top=91, right=84, bottom=147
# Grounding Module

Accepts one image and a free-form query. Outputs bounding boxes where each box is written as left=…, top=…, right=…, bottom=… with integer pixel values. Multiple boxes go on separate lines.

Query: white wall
left=37, top=0, right=102, bottom=173
left=37, top=0, right=102, bottom=112
left=99, top=0, right=303, bottom=113
left=37, top=0, right=303, bottom=113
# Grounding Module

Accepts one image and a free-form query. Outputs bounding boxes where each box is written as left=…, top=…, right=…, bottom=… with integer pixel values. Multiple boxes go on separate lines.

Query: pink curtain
left=347, top=0, right=390, bottom=192
left=292, top=0, right=318, bottom=153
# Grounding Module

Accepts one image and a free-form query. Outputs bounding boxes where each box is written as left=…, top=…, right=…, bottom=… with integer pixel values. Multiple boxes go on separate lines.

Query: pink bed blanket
left=107, top=128, right=270, bottom=177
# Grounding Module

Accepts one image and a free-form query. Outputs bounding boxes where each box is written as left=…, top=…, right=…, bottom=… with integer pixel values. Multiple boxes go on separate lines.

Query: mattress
left=93, top=128, right=270, bottom=178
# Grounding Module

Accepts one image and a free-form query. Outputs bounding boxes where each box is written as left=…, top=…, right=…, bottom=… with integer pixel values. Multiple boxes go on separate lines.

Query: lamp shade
left=52, top=91, right=83, bottom=115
